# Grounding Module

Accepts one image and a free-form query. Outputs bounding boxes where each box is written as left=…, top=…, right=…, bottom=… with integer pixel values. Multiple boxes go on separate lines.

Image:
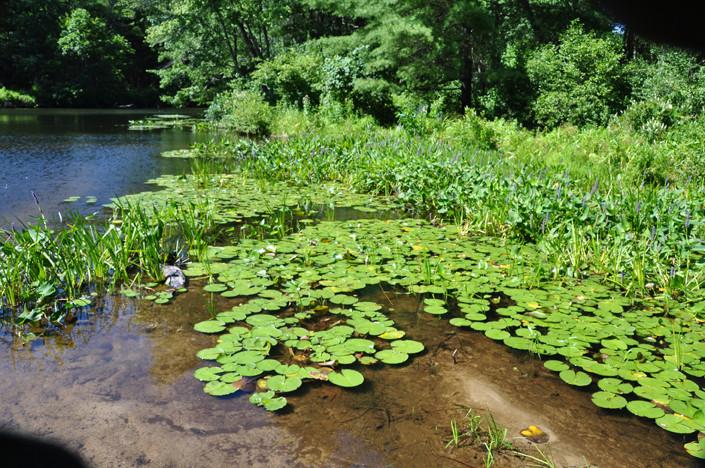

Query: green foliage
left=252, top=49, right=323, bottom=107
left=351, top=78, right=396, bottom=124
left=527, top=21, right=629, bottom=128
left=0, top=87, right=36, bottom=107
left=56, top=8, right=134, bottom=106
left=207, top=90, right=273, bottom=135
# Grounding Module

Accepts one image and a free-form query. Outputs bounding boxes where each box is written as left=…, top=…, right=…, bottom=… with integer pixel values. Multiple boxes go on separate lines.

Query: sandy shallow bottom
left=0, top=288, right=696, bottom=468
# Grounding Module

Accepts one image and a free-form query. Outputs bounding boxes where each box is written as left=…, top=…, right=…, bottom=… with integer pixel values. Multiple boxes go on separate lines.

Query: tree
left=526, top=21, right=629, bottom=128
left=57, top=8, right=134, bottom=105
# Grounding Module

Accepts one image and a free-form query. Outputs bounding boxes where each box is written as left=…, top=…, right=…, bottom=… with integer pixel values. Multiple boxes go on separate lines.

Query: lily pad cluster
left=186, top=214, right=705, bottom=457
left=111, top=173, right=398, bottom=226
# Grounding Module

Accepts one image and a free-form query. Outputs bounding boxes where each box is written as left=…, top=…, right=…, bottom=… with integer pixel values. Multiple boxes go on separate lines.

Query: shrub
left=251, top=50, right=323, bottom=107
left=351, top=78, right=396, bottom=124
left=206, top=90, right=273, bottom=136
left=0, top=87, right=36, bottom=107
left=526, top=21, right=628, bottom=128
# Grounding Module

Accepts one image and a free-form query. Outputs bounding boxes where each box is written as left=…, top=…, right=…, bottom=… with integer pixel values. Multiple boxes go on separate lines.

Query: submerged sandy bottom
left=0, top=288, right=695, bottom=467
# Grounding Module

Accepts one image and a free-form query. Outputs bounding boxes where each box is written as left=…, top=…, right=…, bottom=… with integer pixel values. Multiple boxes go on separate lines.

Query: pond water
left=0, top=281, right=695, bottom=467
left=0, top=109, right=201, bottom=226
left=0, top=113, right=698, bottom=467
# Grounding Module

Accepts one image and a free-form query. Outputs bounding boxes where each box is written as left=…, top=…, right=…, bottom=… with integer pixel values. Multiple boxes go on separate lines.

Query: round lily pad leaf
left=559, top=370, right=592, bottom=387
left=196, top=348, right=223, bottom=361
left=485, top=329, right=510, bottom=341
left=379, top=329, right=406, bottom=340
left=543, top=360, right=569, bottom=372
left=267, top=375, right=302, bottom=393
left=685, top=439, right=705, bottom=459
left=591, top=391, right=627, bottom=409
left=449, top=318, right=472, bottom=327
left=375, top=349, right=409, bottom=364
left=257, top=359, right=281, bottom=371
left=424, top=304, right=447, bottom=315
left=626, top=400, right=665, bottom=419
left=328, top=369, right=365, bottom=387
left=391, top=340, right=424, bottom=354
left=194, top=320, right=226, bottom=334
left=204, top=380, right=238, bottom=396
left=264, top=396, right=287, bottom=411
left=343, top=338, right=376, bottom=353
left=203, top=283, right=228, bottom=293
left=656, top=414, right=697, bottom=434
left=597, top=378, right=633, bottom=395
left=330, top=294, right=358, bottom=305
left=334, top=354, right=357, bottom=365
left=194, top=367, right=222, bottom=382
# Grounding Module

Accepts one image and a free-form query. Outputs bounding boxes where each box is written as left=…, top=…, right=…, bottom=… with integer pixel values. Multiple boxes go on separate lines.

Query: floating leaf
left=328, top=369, right=365, bottom=387
left=559, top=370, right=592, bottom=387
left=194, top=320, right=226, bottom=334
left=592, top=391, right=627, bottom=409
left=391, top=339, right=424, bottom=354
left=204, top=380, right=238, bottom=396
left=375, top=349, right=409, bottom=364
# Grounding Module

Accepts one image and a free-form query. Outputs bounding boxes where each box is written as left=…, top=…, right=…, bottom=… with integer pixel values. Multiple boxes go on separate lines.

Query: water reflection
left=0, top=109, right=204, bottom=225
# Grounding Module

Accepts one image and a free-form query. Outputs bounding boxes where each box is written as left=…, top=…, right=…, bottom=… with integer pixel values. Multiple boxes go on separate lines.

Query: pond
left=0, top=109, right=201, bottom=226
left=0, top=113, right=698, bottom=467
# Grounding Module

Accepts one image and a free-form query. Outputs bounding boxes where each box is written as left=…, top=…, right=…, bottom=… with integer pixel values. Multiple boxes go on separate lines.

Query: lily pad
left=591, top=391, right=627, bottom=409
left=559, top=370, right=592, bottom=387
left=375, top=349, right=409, bottom=364
left=328, top=369, right=365, bottom=387
left=204, top=380, right=238, bottom=396
left=194, top=320, right=226, bottom=334
left=391, top=339, right=424, bottom=354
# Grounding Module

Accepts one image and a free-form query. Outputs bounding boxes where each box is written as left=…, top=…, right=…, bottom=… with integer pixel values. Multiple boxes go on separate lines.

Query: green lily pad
left=203, top=283, right=228, bottom=293
left=656, top=414, right=697, bottom=434
left=559, top=370, right=592, bottom=387
left=266, top=375, right=302, bottom=393
left=204, top=380, right=238, bottom=396
left=485, top=329, right=510, bottom=341
left=591, top=391, right=627, bottom=409
left=424, top=304, right=447, bottom=315
left=328, top=369, right=365, bottom=387
left=194, top=367, right=222, bottom=382
left=684, top=439, right=705, bottom=459
left=544, top=360, right=569, bottom=372
left=375, top=349, right=409, bottom=364
left=391, top=339, right=424, bottom=354
left=194, top=320, right=226, bottom=334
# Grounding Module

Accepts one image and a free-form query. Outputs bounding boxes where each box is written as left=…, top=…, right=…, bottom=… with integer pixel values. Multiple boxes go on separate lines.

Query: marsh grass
left=0, top=199, right=217, bottom=327
left=205, top=108, right=705, bottom=299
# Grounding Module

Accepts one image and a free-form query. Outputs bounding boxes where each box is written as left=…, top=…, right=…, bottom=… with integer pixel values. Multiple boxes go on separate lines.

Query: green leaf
left=328, top=369, right=365, bottom=387
left=559, top=369, right=592, bottom=387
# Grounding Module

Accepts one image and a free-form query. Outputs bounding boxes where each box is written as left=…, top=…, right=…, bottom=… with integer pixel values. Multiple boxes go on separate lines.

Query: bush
left=206, top=90, right=273, bottom=136
left=441, top=108, right=498, bottom=150
left=251, top=50, right=323, bottom=107
left=0, top=87, right=36, bottom=107
left=351, top=78, right=396, bottom=124
left=526, top=21, right=628, bottom=128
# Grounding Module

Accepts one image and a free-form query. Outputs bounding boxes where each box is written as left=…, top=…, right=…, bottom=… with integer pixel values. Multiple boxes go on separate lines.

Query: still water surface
left=0, top=109, right=201, bottom=225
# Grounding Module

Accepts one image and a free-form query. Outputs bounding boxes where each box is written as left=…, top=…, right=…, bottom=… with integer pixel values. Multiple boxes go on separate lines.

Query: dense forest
left=1, top=0, right=704, bottom=131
